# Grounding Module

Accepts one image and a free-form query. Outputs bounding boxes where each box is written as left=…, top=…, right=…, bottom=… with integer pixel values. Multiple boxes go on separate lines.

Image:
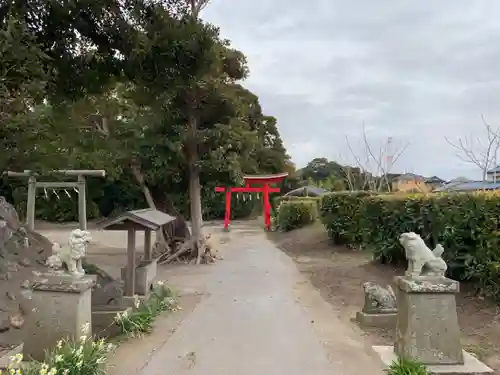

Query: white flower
left=54, top=355, right=63, bottom=363
left=96, top=357, right=106, bottom=364
left=56, top=340, right=63, bottom=349
left=106, top=343, right=115, bottom=352
left=39, top=363, right=49, bottom=375
left=9, top=353, right=23, bottom=365
left=47, top=368, right=57, bottom=375
left=81, top=322, right=90, bottom=335
left=76, top=360, right=83, bottom=369
left=133, top=294, right=140, bottom=309
left=79, top=335, right=87, bottom=342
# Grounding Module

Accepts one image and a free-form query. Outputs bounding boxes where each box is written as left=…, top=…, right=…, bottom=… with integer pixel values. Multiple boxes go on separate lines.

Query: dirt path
left=131, top=225, right=384, bottom=375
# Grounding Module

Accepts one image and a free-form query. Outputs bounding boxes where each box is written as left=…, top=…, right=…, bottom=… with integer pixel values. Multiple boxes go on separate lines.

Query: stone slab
left=356, top=311, right=397, bottom=328
left=373, top=346, right=493, bottom=374
left=27, top=273, right=96, bottom=293
left=395, top=276, right=459, bottom=294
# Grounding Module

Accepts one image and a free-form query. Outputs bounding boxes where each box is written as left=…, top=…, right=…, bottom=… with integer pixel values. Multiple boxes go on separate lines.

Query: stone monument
left=373, top=232, right=493, bottom=374
left=22, top=229, right=96, bottom=361
left=356, top=282, right=397, bottom=328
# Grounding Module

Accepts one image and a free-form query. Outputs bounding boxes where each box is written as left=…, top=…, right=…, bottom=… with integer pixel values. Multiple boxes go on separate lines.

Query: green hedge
left=321, top=191, right=500, bottom=299
left=320, top=191, right=374, bottom=245
left=276, top=200, right=318, bottom=232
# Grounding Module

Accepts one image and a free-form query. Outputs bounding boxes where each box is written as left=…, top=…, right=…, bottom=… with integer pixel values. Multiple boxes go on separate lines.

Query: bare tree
left=343, top=123, right=409, bottom=192
left=445, top=115, right=500, bottom=183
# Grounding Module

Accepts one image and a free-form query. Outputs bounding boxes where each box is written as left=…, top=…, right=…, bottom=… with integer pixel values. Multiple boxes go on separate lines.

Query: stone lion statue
left=362, top=282, right=397, bottom=314
left=399, top=232, right=447, bottom=277
left=47, top=229, right=92, bottom=278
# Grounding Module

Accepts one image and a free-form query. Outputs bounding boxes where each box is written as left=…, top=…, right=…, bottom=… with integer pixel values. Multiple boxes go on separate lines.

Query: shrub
left=276, top=200, right=318, bottom=232
left=321, top=191, right=500, bottom=300
left=320, top=191, right=374, bottom=245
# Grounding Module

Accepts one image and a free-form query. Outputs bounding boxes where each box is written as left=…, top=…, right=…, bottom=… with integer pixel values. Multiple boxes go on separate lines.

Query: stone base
left=356, top=311, right=397, bottom=328
left=121, top=259, right=157, bottom=296
left=394, top=276, right=463, bottom=364
left=22, top=274, right=95, bottom=361
left=373, top=346, right=493, bottom=374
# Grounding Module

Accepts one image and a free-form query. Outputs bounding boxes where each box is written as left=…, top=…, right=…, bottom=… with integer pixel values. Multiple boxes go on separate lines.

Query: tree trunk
left=186, top=114, right=204, bottom=264
left=130, top=160, right=167, bottom=246
left=130, top=161, right=156, bottom=209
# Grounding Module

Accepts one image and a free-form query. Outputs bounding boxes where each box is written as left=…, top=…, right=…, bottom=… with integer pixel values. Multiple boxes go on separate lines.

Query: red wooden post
left=263, top=183, right=271, bottom=230
left=224, top=189, right=232, bottom=231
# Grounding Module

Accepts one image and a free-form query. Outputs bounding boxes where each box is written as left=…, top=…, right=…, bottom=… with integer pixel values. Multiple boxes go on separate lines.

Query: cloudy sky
left=203, top=1, right=500, bottom=180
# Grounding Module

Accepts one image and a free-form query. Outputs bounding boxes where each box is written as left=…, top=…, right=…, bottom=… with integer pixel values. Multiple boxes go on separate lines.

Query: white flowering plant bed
left=114, top=280, right=180, bottom=337
left=1, top=323, right=115, bottom=375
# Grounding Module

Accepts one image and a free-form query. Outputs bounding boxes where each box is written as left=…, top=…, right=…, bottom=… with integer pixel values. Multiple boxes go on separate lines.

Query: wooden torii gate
left=215, top=172, right=288, bottom=231
left=4, top=169, right=106, bottom=231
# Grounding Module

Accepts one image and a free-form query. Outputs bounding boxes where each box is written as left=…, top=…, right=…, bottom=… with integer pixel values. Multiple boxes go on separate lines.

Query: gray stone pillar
left=394, top=276, right=463, bottom=365
left=22, top=274, right=96, bottom=361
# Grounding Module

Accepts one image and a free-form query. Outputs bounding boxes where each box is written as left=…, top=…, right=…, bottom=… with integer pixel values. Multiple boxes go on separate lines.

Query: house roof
left=435, top=181, right=500, bottom=192
left=284, top=186, right=328, bottom=197
left=394, top=173, right=425, bottom=182
left=487, top=166, right=500, bottom=173
left=424, top=176, right=445, bottom=184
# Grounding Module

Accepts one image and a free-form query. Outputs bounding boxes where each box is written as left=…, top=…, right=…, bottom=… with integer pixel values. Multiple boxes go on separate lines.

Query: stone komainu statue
left=399, top=232, right=447, bottom=277
left=47, top=229, right=92, bottom=278
left=362, top=282, right=397, bottom=314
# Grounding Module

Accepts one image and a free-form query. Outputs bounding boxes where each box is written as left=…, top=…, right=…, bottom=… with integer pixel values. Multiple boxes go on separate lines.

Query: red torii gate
left=215, top=172, right=288, bottom=231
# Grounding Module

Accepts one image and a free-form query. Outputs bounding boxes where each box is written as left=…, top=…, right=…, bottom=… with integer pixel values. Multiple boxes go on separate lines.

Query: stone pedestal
left=394, top=276, right=463, bottom=365
left=22, top=274, right=96, bottom=361
left=121, top=259, right=157, bottom=296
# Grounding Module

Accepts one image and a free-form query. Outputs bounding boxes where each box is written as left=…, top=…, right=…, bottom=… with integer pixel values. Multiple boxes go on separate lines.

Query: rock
left=0, top=313, right=10, bottom=333
left=9, top=314, right=24, bottom=329
left=21, top=280, right=30, bottom=289
left=6, top=261, right=19, bottom=273
left=83, top=261, right=123, bottom=306
left=19, top=258, right=31, bottom=267
left=5, top=292, right=16, bottom=301
left=0, top=272, right=11, bottom=280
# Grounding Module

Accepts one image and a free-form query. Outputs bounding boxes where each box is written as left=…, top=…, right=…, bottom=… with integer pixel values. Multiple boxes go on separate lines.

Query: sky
left=202, top=1, right=500, bottom=181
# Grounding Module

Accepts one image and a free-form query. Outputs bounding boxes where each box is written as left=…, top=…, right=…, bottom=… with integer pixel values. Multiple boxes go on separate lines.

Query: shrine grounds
left=36, top=218, right=500, bottom=374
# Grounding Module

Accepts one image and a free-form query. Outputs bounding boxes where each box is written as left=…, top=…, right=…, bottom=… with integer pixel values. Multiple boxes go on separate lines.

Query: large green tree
left=0, top=0, right=290, bottom=261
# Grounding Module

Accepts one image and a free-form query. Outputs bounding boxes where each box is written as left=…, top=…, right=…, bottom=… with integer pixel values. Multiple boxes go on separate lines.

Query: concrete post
left=77, top=175, right=86, bottom=231
left=26, top=176, right=36, bottom=231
